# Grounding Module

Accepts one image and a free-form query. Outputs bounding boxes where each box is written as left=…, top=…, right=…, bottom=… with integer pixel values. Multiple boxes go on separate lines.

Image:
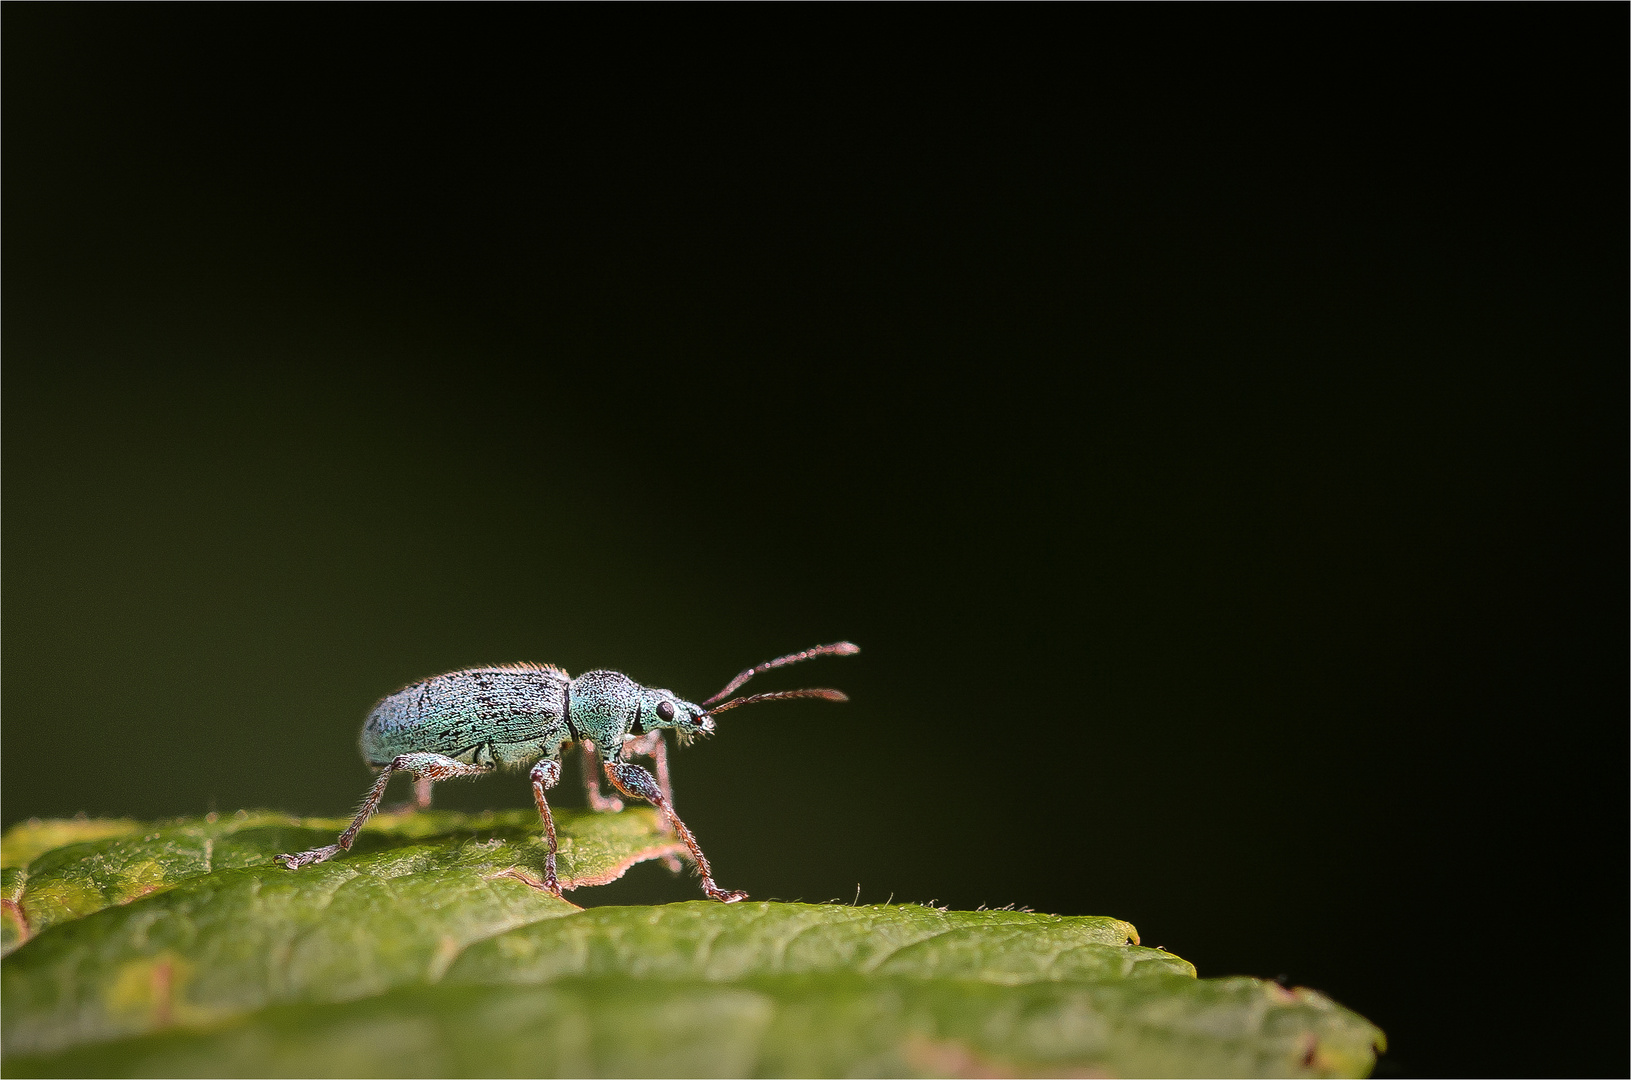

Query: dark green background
left=5, top=8, right=1625, bottom=1077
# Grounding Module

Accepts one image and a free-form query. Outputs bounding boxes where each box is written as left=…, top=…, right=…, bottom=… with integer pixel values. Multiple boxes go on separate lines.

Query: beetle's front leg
left=582, top=733, right=675, bottom=813
left=605, top=759, right=746, bottom=903
left=618, top=732, right=683, bottom=871
left=278, top=753, right=490, bottom=870
left=620, top=731, right=675, bottom=807
left=529, top=758, right=563, bottom=896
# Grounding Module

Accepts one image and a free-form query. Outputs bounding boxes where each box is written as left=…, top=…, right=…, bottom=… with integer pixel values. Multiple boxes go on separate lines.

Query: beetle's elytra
left=277, top=641, right=859, bottom=903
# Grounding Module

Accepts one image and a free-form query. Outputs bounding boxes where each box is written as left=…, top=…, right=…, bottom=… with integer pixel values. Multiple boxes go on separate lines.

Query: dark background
left=5, top=7, right=1625, bottom=1077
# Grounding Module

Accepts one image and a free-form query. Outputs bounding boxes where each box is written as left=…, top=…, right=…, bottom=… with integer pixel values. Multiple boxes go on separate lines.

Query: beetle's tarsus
left=277, top=844, right=341, bottom=870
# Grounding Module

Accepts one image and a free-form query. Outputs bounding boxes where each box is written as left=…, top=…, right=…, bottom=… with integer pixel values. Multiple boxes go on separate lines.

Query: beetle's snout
left=672, top=706, right=714, bottom=746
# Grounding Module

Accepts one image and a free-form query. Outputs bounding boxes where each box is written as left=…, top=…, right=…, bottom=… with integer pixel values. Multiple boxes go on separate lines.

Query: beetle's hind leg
left=604, top=758, right=745, bottom=903
left=277, top=753, right=492, bottom=870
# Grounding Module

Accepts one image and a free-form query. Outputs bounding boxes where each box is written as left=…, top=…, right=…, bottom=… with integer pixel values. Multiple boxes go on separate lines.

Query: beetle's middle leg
left=277, top=753, right=490, bottom=870
left=529, top=758, right=563, bottom=896
left=605, top=759, right=745, bottom=903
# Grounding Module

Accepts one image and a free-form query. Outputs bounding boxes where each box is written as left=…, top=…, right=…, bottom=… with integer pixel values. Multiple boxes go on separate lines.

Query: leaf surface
left=1, top=815, right=1384, bottom=1078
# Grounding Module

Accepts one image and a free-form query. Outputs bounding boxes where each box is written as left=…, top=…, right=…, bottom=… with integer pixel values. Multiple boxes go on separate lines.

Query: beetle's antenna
left=703, top=641, right=860, bottom=706
left=705, top=688, right=848, bottom=715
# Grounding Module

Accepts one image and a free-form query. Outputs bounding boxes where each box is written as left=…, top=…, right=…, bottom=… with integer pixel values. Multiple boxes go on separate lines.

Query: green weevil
left=277, top=641, right=859, bottom=902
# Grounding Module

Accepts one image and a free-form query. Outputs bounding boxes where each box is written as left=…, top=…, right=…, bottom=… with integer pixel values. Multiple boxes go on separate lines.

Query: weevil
left=277, top=641, right=858, bottom=903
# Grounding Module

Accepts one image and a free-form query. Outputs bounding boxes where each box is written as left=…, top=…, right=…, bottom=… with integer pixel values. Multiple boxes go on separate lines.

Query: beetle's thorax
left=566, top=670, right=643, bottom=747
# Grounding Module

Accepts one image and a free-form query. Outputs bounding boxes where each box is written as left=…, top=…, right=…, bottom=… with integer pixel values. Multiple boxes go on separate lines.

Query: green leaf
left=1, top=816, right=1385, bottom=1077
left=0, top=808, right=680, bottom=957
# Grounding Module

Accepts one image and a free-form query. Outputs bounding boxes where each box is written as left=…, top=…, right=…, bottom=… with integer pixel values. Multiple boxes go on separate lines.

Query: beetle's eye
left=656, top=700, right=675, bottom=722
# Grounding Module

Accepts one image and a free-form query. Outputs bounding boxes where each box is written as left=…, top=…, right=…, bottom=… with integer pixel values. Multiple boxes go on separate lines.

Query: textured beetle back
left=360, top=663, right=572, bottom=769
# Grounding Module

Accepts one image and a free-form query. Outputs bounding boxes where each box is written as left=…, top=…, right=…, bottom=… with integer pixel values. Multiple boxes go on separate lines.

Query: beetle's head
left=639, top=688, right=715, bottom=745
